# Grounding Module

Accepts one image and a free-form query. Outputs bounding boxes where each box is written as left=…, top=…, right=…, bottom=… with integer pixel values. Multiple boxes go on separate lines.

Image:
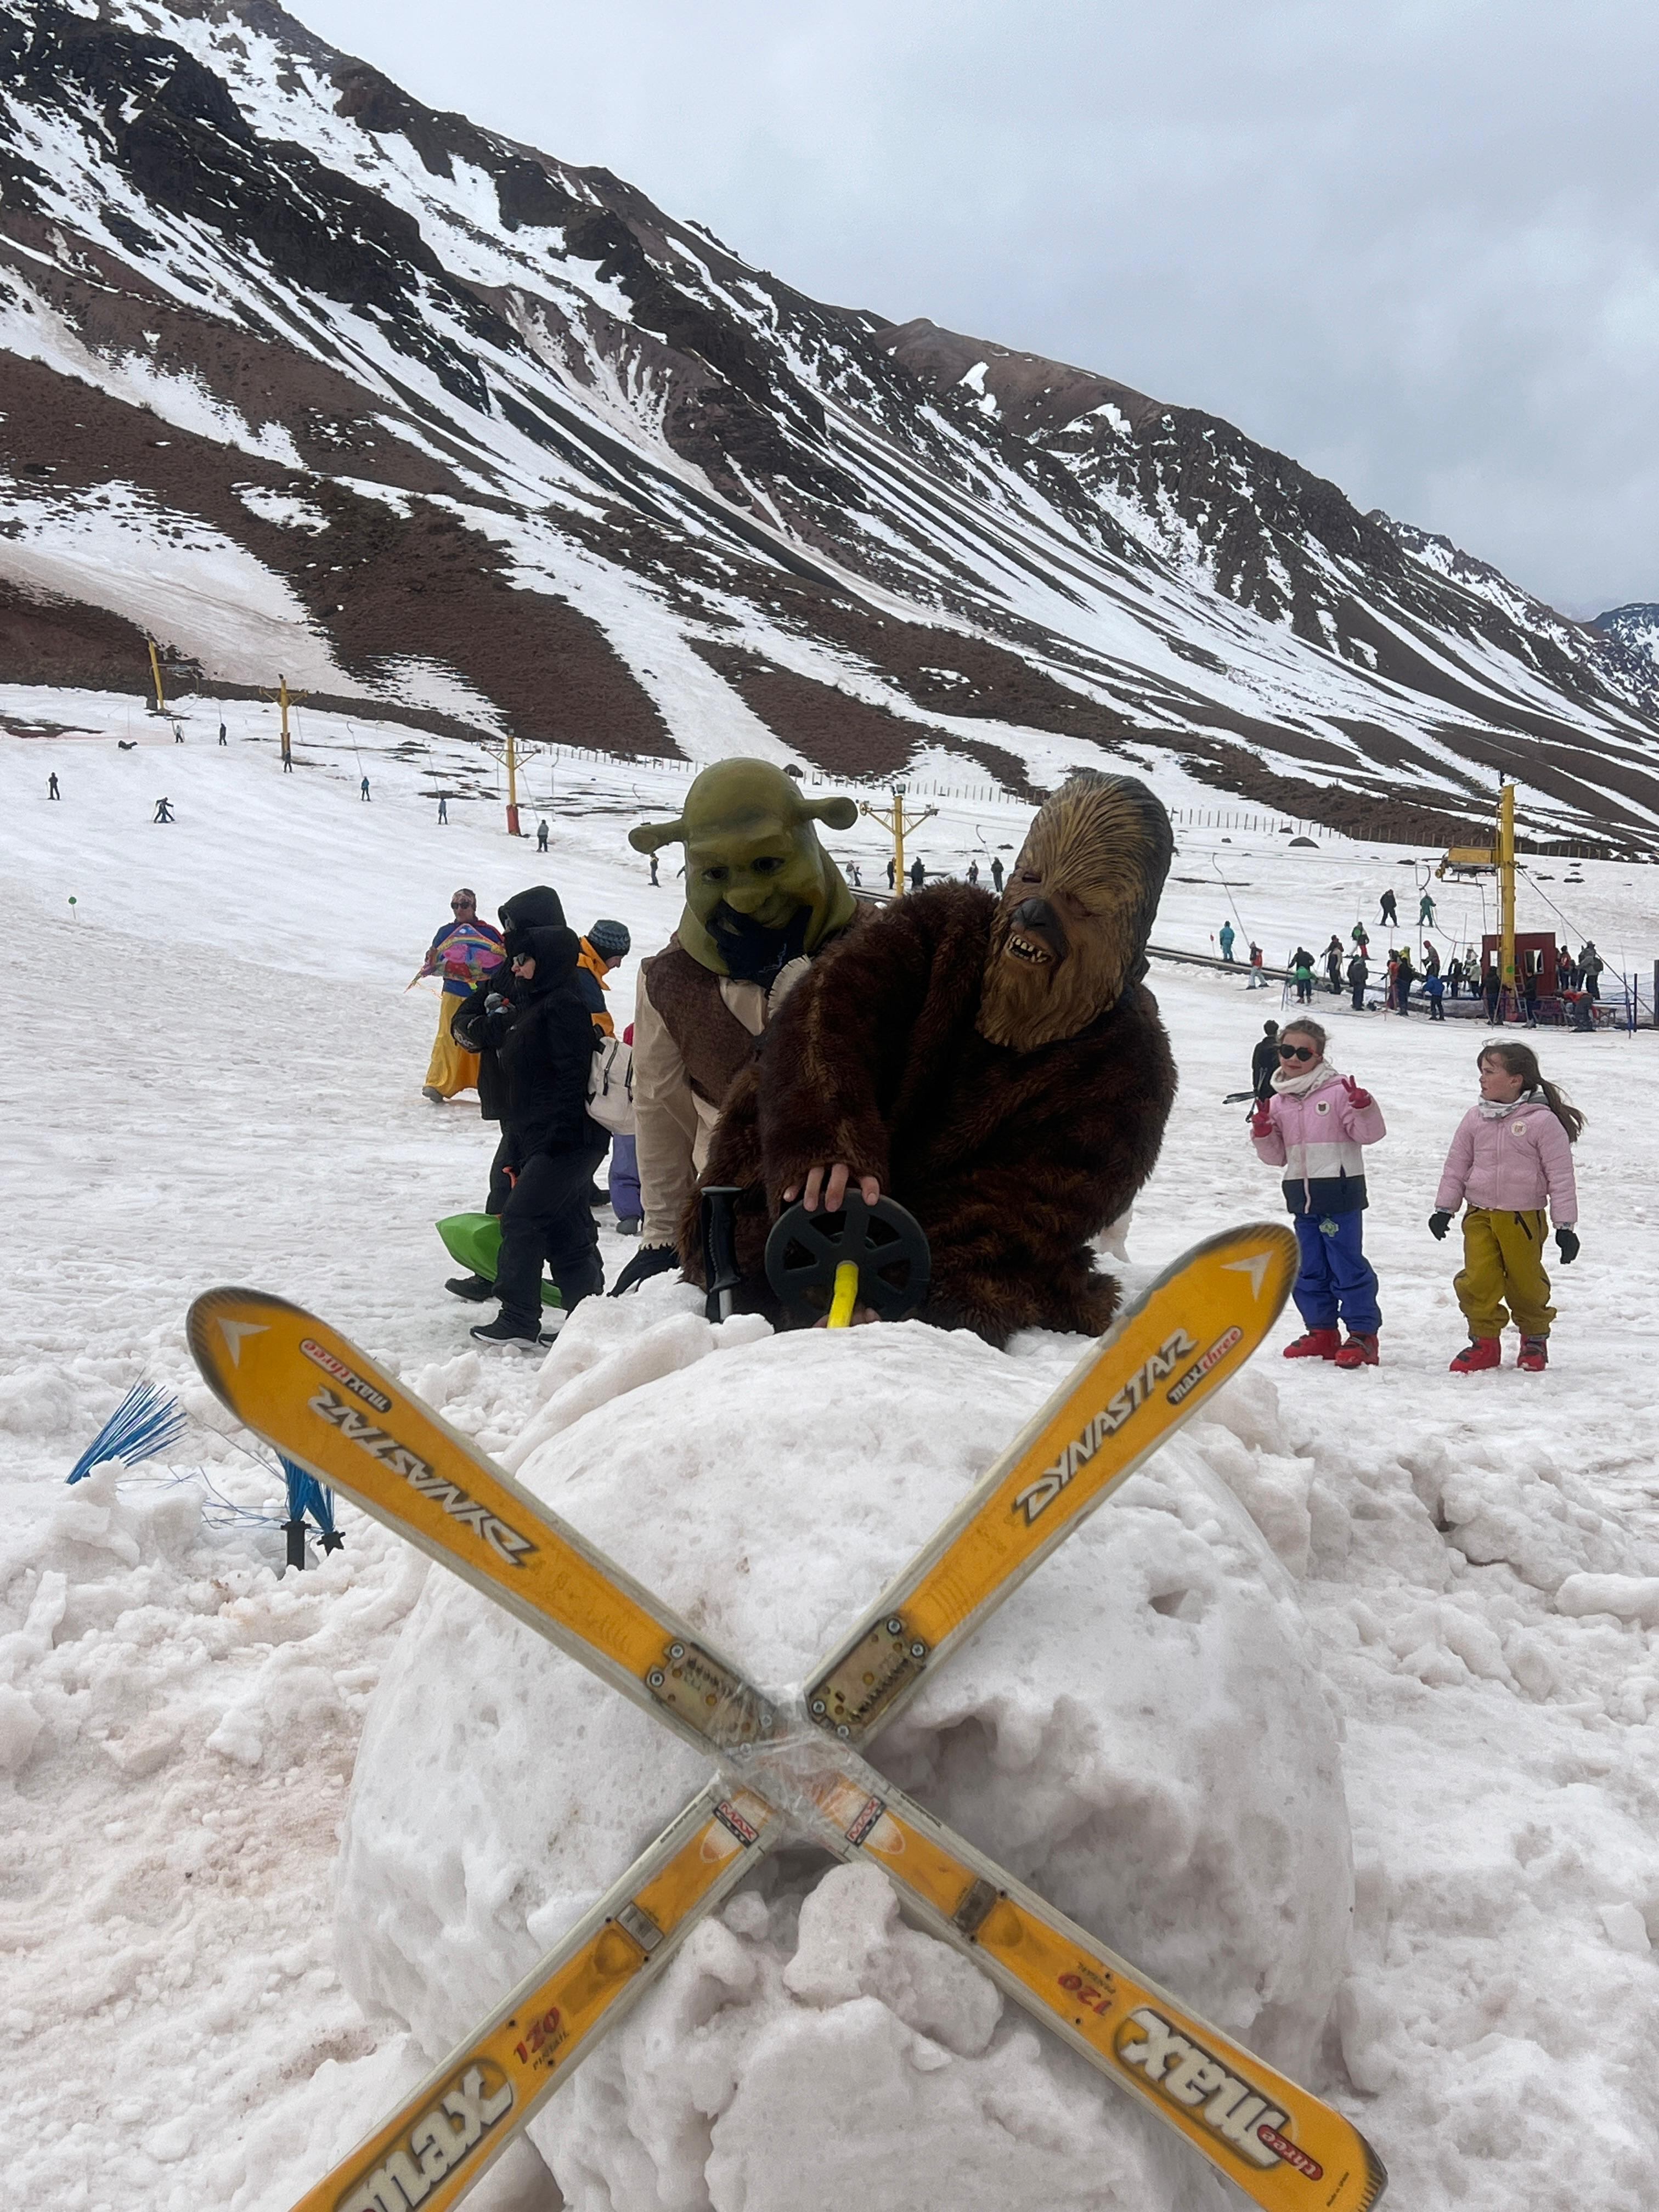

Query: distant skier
left=218, top=720, right=227, bottom=745
left=848, top=861, right=861, bottom=887
left=360, top=775, right=371, bottom=802
left=1446, top=956, right=1464, bottom=998
left=1424, top=968, right=1446, bottom=1022
left=437, top=795, right=448, bottom=824
left=885, top=856, right=896, bottom=889
left=1292, top=947, right=1314, bottom=1003
left=1393, top=948, right=1415, bottom=1015
left=648, top=851, right=659, bottom=885
left=1347, top=950, right=1368, bottom=1010
left=537, top=819, right=550, bottom=853
left=966, top=859, right=979, bottom=886
left=1246, top=940, right=1267, bottom=988
left=172, top=720, right=184, bottom=744
left=282, top=751, right=293, bottom=774
left=1482, top=963, right=1502, bottom=1021
left=990, top=856, right=1004, bottom=893
left=1351, top=919, right=1369, bottom=951
left=1578, top=943, right=1603, bottom=1001
left=909, top=856, right=925, bottom=890
left=1419, top=890, right=1436, bottom=927
left=47, top=772, right=59, bottom=800
left=1218, top=920, right=1236, bottom=963
left=1250, top=1017, right=1385, bottom=1368
left=1323, top=935, right=1343, bottom=992
left=1379, top=889, right=1398, bottom=926
left=153, top=797, right=174, bottom=823
left=1421, top=939, right=1440, bottom=978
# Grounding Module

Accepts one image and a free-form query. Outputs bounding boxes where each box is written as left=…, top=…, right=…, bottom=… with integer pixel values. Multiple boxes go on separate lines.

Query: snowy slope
left=4, top=707, right=1659, bottom=2210
left=3, top=0, right=1659, bottom=854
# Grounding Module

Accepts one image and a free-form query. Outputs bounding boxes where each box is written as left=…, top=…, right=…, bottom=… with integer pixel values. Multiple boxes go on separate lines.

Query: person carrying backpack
left=1430, top=1041, right=1581, bottom=1373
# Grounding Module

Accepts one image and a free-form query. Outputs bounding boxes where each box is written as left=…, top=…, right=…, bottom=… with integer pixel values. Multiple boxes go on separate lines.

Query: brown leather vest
left=640, top=944, right=759, bottom=1107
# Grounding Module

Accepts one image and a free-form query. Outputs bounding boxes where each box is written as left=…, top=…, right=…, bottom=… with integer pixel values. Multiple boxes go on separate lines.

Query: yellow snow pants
left=1454, top=1208, right=1554, bottom=1339
left=424, top=993, right=481, bottom=1098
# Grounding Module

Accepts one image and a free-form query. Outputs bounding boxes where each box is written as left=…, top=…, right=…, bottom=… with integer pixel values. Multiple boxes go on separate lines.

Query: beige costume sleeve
left=632, top=963, right=704, bottom=1249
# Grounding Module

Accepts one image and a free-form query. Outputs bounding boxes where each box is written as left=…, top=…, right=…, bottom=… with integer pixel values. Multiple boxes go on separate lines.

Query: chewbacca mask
left=978, top=771, right=1173, bottom=1052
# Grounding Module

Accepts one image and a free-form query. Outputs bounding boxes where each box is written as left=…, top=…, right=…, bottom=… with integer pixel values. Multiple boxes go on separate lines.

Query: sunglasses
left=452, top=900, right=474, bottom=911
left=1278, top=1043, right=1317, bottom=1062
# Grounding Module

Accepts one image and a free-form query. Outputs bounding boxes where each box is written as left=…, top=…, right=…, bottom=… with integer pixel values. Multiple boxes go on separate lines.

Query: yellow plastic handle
left=827, top=1261, right=860, bottom=1328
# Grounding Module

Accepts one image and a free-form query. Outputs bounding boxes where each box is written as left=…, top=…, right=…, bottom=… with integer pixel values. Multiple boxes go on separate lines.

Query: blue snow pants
left=1291, top=1210, right=1380, bottom=1335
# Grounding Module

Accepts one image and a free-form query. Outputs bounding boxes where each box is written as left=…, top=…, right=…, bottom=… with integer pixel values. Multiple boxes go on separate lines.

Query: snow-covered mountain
left=1593, top=604, right=1659, bottom=686
left=3, top=0, right=1658, bottom=850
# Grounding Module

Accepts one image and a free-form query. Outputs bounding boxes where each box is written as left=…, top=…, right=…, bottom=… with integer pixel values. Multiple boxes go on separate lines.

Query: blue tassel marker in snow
left=67, top=1382, right=187, bottom=1484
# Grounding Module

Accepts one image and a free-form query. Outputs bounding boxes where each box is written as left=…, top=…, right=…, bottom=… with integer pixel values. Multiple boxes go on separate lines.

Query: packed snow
left=2, top=700, right=1657, bottom=2212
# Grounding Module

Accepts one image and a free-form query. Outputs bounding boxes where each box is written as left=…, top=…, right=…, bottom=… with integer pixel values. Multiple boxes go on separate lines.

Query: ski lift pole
left=862, top=782, right=936, bottom=891
left=261, top=673, right=308, bottom=769
left=1497, top=781, right=1518, bottom=1017
left=146, top=639, right=167, bottom=716
left=505, top=725, right=522, bottom=838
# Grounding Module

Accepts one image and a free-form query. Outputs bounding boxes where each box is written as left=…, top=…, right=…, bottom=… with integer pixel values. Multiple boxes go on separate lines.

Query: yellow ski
left=296, top=1781, right=778, bottom=2212
left=804, top=1221, right=1296, bottom=1742
left=187, top=1288, right=772, bottom=1756
left=186, top=1229, right=1383, bottom=2212
left=803, top=1765, right=1386, bottom=2212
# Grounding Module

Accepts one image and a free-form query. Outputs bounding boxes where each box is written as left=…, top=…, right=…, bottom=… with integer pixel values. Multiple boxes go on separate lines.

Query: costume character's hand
left=1428, top=1210, right=1453, bottom=1240
left=484, top=992, right=509, bottom=1014
left=1342, top=1076, right=1374, bottom=1109
left=611, top=1244, right=679, bottom=1295
left=785, top=1163, right=883, bottom=1213
left=1249, top=1099, right=1274, bottom=1138
left=1555, top=1226, right=1580, bottom=1265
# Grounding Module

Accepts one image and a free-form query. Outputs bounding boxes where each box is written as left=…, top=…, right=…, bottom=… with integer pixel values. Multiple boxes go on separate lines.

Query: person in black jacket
left=445, top=885, right=604, bottom=1303
left=1251, top=1020, right=1280, bottom=1099
left=465, top=925, right=606, bottom=1344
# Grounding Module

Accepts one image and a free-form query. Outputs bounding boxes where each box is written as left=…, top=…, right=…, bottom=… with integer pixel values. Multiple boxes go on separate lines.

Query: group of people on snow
left=416, top=762, right=1589, bottom=1380
left=1249, top=1018, right=1582, bottom=1374
left=424, top=760, right=1180, bottom=1351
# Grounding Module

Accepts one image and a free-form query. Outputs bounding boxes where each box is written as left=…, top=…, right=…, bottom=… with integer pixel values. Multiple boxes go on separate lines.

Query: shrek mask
left=977, top=771, right=1173, bottom=1052
left=630, top=759, right=859, bottom=981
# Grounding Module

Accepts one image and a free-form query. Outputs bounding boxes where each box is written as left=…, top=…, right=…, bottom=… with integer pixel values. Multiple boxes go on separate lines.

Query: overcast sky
left=303, top=0, right=1658, bottom=617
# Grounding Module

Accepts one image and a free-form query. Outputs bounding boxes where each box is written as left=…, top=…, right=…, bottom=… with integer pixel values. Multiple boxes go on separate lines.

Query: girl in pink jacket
left=1249, top=1017, right=1387, bottom=1368
left=1430, top=1040, right=1583, bottom=1373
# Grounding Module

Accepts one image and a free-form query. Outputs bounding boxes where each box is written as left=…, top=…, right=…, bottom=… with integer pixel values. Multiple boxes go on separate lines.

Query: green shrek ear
left=629, top=817, right=686, bottom=855
left=801, top=794, right=859, bottom=832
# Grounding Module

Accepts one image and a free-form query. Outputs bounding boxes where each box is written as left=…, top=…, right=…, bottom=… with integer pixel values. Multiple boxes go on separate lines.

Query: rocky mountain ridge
left=1, top=0, right=1656, bottom=850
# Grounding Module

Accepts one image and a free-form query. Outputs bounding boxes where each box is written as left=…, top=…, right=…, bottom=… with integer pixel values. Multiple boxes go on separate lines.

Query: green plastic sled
left=436, top=1213, right=561, bottom=1308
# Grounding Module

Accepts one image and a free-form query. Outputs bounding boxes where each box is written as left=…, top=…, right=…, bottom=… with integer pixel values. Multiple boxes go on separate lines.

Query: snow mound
left=336, top=1297, right=1352, bottom=2210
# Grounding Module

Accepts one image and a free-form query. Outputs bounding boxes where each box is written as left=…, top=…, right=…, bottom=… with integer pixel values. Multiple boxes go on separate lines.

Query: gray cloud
left=303, top=0, right=1659, bottom=614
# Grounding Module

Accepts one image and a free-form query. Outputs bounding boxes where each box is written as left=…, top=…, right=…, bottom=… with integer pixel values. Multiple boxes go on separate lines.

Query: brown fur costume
left=684, top=772, right=1178, bottom=1346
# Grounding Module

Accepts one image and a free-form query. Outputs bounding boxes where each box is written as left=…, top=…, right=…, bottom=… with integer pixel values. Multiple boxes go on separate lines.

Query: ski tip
left=185, top=1286, right=307, bottom=1404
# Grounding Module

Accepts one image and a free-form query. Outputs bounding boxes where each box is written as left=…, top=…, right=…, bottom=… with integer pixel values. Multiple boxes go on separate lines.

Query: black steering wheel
left=764, top=1193, right=930, bottom=1325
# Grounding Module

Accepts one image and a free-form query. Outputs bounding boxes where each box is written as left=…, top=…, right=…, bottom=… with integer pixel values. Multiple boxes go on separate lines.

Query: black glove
left=1555, top=1226, right=1579, bottom=1265
left=610, top=1243, right=680, bottom=1296
left=1428, top=1210, right=1453, bottom=1241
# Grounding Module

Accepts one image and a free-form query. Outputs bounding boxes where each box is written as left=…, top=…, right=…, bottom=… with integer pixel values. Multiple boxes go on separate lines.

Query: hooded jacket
left=469, top=926, right=603, bottom=1159
left=1434, top=1097, right=1578, bottom=1223
left=453, top=887, right=603, bottom=1119
left=1251, top=1065, right=1385, bottom=1214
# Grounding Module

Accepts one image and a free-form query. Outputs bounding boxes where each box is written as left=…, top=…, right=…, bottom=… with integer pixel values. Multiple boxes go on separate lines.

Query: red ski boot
left=1449, top=1336, right=1502, bottom=1374
left=1335, top=1332, right=1379, bottom=1369
left=1283, top=1328, right=1341, bottom=1361
left=1517, top=1335, right=1549, bottom=1373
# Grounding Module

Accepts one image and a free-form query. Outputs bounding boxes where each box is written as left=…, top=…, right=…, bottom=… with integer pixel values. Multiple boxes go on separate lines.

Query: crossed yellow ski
left=189, top=1221, right=1384, bottom=2212
left=300, top=1783, right=780, bottom=2212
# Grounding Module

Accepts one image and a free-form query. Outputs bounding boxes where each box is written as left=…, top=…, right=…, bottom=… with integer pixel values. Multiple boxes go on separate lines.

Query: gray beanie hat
left=586, top=918, right=631, bottom=961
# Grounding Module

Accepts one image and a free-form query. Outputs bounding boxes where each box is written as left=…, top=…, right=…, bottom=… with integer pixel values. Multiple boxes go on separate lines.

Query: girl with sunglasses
left=1249, top=1018, right=1386, bottom=1368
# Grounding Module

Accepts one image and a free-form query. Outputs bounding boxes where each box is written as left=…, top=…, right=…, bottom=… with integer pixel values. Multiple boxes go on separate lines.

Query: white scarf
left=1477, top=1085, right=1542, bottom=1121
left=1271, top=1056, right=1340, bottom=1098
